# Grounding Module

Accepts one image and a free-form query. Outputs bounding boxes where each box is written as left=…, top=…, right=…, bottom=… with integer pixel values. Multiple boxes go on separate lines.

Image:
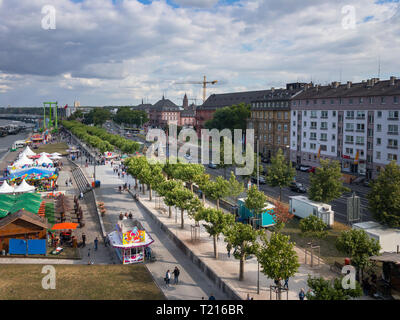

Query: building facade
left=290, top=77, right=400, bottom=179
left=247, top=83, right=305, bottom=160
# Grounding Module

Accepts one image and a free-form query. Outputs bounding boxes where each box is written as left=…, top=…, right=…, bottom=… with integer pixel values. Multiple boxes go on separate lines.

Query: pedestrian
left=69, top=177, right=72, bottom=185
left=299, top=288, right=305, bottom=300
left=65, top=179, right=68, bottom=187
left=208, top=293, right=216, bottom=300
left=118, top=172, right=120, bottom=178
left=307, top=289, right=315, bottom=299
left=284, top=278, right=289, bottom=290
left=173, top=266, right=180, bottom=284
left=80, top=191, right=84, bottom=199
left=88, top=248, right=91, bottom=257
left=226, top=242, right=232, bottom=258
left=165, top=270, right=171, bottom=287
left=94, top=237, right=98, bottom=251
left=82, top=233, right=86, bottom=247
left=246, top=293, right=251, bottom=300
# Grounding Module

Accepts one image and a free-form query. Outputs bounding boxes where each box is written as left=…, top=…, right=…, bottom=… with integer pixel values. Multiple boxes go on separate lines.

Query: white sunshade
left=14, top=180, right=35, bottom=193
left=13, top=154, right=34, bottom=167
left=51, top=152, right=62, bottom=156
left=50, top=155, right=62, bottom=160
left=37, top=154, right=53, bottom=165
left=0, top=181, right=15, bottom=194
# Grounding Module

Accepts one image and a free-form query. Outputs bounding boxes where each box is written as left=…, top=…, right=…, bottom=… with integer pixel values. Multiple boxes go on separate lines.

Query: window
left=321, top=145, right=327, bottom=151
left=377, top=138, right=381, bottom=145
left=268, top=123, right=272, bottom=130
left=277, top=136, right=281, bottom=144
left=356, top=123, right=365, bottom=132
left=368, top=129, right=373, bottom=137
left=310, top=122, right=317, bottom=129
left=322, top=100, right=326, bottom=105
left=304, top=121, right=307, bottom=127
left=284, top=136, right=288, bottom=144
left=357, top=149, right=364, bottom=157
left=293, top=131, right=296, bottom=137
left=377, top=124, right=382, bottom=132
left=277, top=112, right=282, bottom=119
left=381, top=97, right=385, bottom=104
left=346, top=148, right=353, bottom=154
left=310, top=143, right=316, bottom=150
left=321, top=111, right=328, bottom=118
left=332, top=134, right=336, bottom=140
left=284, top=112, right=289, bottom=120
left=389, top=111, right=399, bottom=120
left=303, top=132, right=307, bottom=138
left=376, top=151, right=381, bottom=160
left=277, top=124, right=282, bottom=131
left=345, top=123, right=354, bottom=131
left=310, top=132, right=317, bottom=140
left=292, top=121, right=296, bottom=126
left=314, top=100, right=317, bottom=105
left=333, top=111, right=336, bottom=117
left=320, top=122, right=328, bottom=130
left=284, top=124, right=288, bottom=132
left=388, top=125, right=398, bottom=135
left=388, top=154, right=398, bottom=161
left=331, top=146, right=335, bottom=153
left=349, top=98, right=353, bottom=104
left=332, top=122, right=336, bottom=129
left=346, top=111, right=354, bottom=119
left=356, top=136, right=365, bottom=145
left=345, top=136, right=354, bottom=144
left=320, top=133, right=328, bottom=141
left=394, top=96, right=399, bottom=104
left=388, top=139, right=398, bottom=149
left=303, top=142, right=306, bottom=148
left=304, top=111, right=307, bottom=116
left=377, top=111, right=382, bottom=118
left=293, top=111, right=296, bottom=116
left=311, top=111, right=317, bottom=118
left=359, top=97, right=363, bottom=104
left=357, top=111, right=365, bottom=119
left=330, top=99, right=334, bottom=105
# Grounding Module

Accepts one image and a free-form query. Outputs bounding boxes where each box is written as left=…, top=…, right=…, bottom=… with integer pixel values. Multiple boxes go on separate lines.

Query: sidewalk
left=80, top=160, right=228, bottom=300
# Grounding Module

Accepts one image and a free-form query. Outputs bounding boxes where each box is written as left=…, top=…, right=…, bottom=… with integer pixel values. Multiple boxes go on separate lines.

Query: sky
left=0, top=0, right=399, bottom=107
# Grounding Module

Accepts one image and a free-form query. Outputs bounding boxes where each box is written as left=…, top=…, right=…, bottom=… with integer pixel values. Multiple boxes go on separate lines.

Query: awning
left=51, top=222, right=79, bottom=230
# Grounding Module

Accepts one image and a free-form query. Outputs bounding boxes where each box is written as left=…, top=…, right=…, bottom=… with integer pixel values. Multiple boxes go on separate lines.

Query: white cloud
left=0, top=0, right=399, bottom=106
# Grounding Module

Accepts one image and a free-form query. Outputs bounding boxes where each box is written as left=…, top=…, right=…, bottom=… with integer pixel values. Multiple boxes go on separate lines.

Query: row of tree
left=113, top=108, right=149, bottom=127
left=62, top=120, right=140, bottom=154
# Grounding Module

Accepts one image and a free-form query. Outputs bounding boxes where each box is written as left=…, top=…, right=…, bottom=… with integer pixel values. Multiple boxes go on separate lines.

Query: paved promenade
left=80, top=160, right=228, bottom=300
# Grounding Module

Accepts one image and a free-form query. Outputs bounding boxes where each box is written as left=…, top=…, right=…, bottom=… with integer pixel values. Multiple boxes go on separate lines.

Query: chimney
left=347, top=81, right=352, bottom=89
left=366, top=79, right=373, bottom=87
left=390, top=76, right=397, bottom=86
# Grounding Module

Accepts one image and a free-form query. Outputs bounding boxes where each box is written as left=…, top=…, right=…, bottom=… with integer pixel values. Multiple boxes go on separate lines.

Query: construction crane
left=175, top=75, right=218, bottom=103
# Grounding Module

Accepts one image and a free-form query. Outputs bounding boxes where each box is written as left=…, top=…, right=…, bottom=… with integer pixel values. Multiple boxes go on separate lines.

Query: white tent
left=19, top=146, right=36, bottom=158
left=13, top=154, right=34, bottom=167
left=0, top=181, right=15, bottom=194
left=37, top=154, right=53, bottom=165
left=14, top=180, right=35, bottom=193
left=49, top=155, right=62, bottom=160
left=51, top=152, right=62, bottom=156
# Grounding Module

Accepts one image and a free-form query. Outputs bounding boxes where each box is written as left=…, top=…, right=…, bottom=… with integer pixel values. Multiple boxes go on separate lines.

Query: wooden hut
left=370, top=252, right=400, bottom=300
left=0, top=209, right=48, bottom=253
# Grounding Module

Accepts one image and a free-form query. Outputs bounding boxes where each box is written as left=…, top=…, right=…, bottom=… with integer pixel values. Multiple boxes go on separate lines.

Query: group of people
left=119, top=212, right=133, bottom=220
left=164, top=267, right=180, bottom=287
left=65, top=177, right=73, bottom=187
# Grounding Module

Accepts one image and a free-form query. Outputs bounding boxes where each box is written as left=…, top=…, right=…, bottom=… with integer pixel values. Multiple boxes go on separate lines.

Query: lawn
left=36, top=142, right=69, bottom=156
left=280, top=217, right=351, bottom=266
left=0, top=264, right=165, bottom=300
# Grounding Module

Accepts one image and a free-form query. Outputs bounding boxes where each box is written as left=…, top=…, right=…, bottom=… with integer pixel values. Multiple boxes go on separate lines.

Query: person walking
left=284, top=278, right=289, bottom=290
left=82, top=233, right=86, bottom=247
left=226, top=242, right=232, bottom=258
left=165, top=270, right=171, bottom=287
left=94, top=237, right=98, bottom=251
left=173, top=267, right=180, bottom=285
left=208, top=293, right=216, bottom=300
left=299, top=288, right=305, bottom=300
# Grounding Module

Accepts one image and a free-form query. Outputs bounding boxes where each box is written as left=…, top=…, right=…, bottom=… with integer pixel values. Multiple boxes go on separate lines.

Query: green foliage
left=245, top=185, right=267, bottom=228
left=82, top=108, right=111, bottom=126
left=196, top=207, right=235, bottom=259
left=306, top=276, right=362, bottom=300
left=114, top=108, right=148, bottom=127
left=256, top=232, right=299, bottom=284
left=204, top=103, right=251, bottom=131
left=228, top=171, right=244, bottom=202
left=224, top=222, right=262, bottom=280
left=335, top=229, right=381, bottom=272
left=173, top=163, right=205, bottom=190
left=68, top=109, right=84, bottom=120
left=266, top=149, right=295, bottom=200
left=206, top=176, right=230, bottom=209
left=308, top=159, right=350, bottom=203
left=367, top=161, right=400, bottom=227
left=299, top=215, right=328, bottom=240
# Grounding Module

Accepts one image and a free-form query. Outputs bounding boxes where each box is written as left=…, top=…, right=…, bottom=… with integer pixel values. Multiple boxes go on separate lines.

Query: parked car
left=184, top=154, right=192, bottom=161
left=208, top=163, right=218, bottom=169
left=307, top=166, right=316, bottom=173
left=251, top=175, right=266, bottom=184
left=299, top=165, right=311, bottom=172
left=289, top=182, right=307, bottom=193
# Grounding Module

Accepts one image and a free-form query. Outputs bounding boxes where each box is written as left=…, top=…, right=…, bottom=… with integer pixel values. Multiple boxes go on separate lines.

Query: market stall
left=14, top=180, right=36, bottom=193
left=108, top=219, right=154, bottom=264
left=0, top=181, right=15, bottom=194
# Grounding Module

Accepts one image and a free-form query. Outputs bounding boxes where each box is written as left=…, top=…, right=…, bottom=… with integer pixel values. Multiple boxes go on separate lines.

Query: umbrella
left=51, top=222, right=78, bottom=230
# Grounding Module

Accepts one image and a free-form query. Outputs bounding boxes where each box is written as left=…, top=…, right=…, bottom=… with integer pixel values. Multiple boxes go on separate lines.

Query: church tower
left=183, top=93, right=188, bottom=110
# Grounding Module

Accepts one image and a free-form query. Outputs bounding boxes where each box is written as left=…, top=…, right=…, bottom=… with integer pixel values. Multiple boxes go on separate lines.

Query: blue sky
left=0, top=0, right=399, bottom=106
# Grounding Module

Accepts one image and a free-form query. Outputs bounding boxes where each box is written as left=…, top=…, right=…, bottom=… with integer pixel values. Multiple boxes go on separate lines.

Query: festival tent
left=51, top=152, right=62, bottom=156
left=51, top=222, right=78, bottom=231
left=0, top=181, right=15, bottom=194
left=8, top=167, right=57, bottom=182
left=14, top=180, right=36, bottom=193
left=19, top=146, right=36, bottom=158
left=49, top=155, right=62, bottom=160
left=37, top=154, right=53, bottom=166
left=13, top=154, right=34, bottom=167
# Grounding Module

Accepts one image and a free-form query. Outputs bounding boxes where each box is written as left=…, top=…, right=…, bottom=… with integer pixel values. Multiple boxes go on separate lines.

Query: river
left=0, top=119, right=33, bottom=161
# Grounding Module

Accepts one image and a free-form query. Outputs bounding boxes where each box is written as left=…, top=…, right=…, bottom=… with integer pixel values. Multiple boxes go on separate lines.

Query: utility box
left=289, top=195, right=334, bottom=227
left=353, top=221, right=400, bottom=253
left=237, top=198, right=276, bottom=228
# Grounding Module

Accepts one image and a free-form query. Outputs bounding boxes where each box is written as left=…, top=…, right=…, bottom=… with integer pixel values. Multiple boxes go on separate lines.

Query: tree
left=245, top=185, right=267, bottom=229
left=196, top=207, right=235, bottom=259
left=137, top=162, right=164, bottom=201
left=206, top=176, right=230, bottom=210
left=228, top=171, right=244, bottom=204
left=306, top=276, right=362, bottom=300
left=156, top=179, right=182, bottom=218
left=266, top=148, right=295, bottom=201
left=194, top=173, right=211, bottom=205
left=173, top=163, right=205, bottom=192
left=224, top=222, right=261, bottom=281
left=256, top=232, right=300, bottom=299
left=336, top=229, right=381, bottom=280
left=299, top=215, right=328, bottom=245
left=272, top=200, right=294, bottom=232
left=367, top=161, right=400, bottom=227
left=167, top=187, right=197, bottom=229
left=83, top=108, right=111, bottom=126
left=308, top=159, right=350, bottom=203
left=216, top=141, right=233, bottom=179
left=205, top=103, right=251, bottom=132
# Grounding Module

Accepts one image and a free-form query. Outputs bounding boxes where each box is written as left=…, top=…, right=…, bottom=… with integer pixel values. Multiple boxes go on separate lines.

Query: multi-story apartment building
left=290, top=77, right=400, bottom=179
left=247, top=83, right=305, bottom=160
